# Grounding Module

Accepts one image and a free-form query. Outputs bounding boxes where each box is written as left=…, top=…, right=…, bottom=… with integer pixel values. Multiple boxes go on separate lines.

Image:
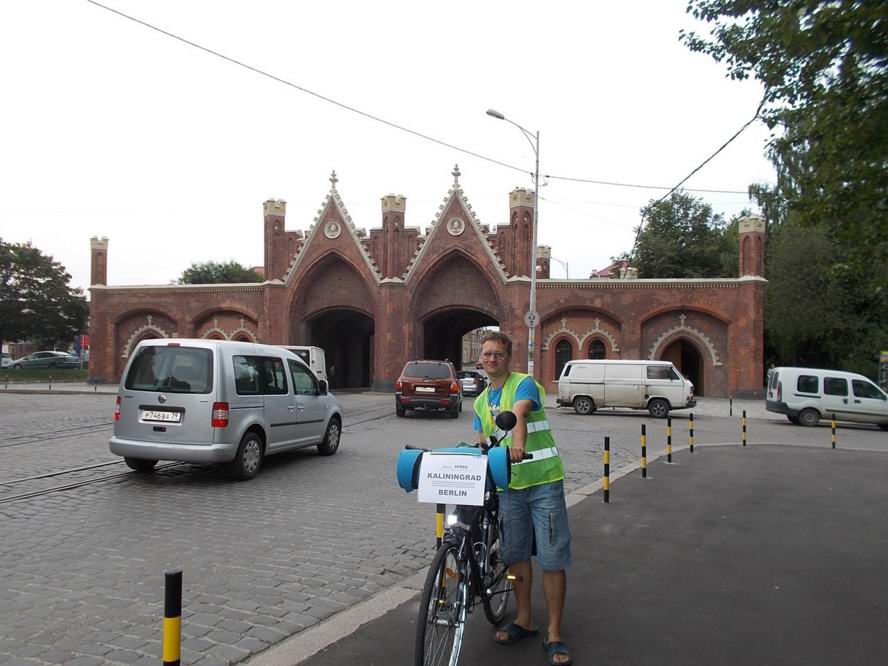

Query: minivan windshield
left=403, top=362, right=452, bottom=379
left=125, top=346, right=213, bottom=394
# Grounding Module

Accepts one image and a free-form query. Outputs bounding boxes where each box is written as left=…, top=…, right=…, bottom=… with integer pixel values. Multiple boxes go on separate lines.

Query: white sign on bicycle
left=417, top=453, right=487, bottom=506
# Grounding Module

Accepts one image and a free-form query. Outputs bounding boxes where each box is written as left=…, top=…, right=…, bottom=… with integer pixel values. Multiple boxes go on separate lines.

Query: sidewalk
left=261, top=444, right=888, bottom=666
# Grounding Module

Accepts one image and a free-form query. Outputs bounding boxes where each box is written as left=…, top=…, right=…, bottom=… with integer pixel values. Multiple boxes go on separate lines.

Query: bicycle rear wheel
left=481, top=521, right=512, bottom=625
left=415, top=543, right=467, bottom=666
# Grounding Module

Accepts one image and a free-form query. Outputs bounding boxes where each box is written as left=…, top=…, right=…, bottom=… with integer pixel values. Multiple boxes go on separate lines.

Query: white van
left=556, top=360, right=695, bottom=418
left=766, top=367, right=888, bottom=429
left=110, top=339, right=342, bottom=480
left=280, top=346, right=328, bottom=383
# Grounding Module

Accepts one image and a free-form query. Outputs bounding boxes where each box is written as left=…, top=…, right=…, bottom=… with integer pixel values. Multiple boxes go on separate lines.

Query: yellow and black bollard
left=666, top=417, right=673, bottom=463
left=640, top=424, right=647, bottom=478
left=742, top=410, right=747, bottom=447
left=435, top=503, right=445, bottom=548
left=163, top=570, right=182, bottom=666
left=603, top=436, right=610, bottom=503
left=689, top=412, right=695, bottom=453
left=831, top=414, right=837, bottom=449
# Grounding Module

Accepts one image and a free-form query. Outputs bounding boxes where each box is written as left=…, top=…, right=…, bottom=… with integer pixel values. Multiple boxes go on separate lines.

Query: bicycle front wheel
left=481, top=522, right=512, bottom=625
left=415, top=543, right=468, bottom=666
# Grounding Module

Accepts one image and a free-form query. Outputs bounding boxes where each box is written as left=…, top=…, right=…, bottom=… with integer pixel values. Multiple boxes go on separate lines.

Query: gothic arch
left=541, top=315, right=620, bottom=354
left=123, top=326, right=169, bottom=359
left=647, top=315, right=722, bottom=367
left=287, top=251, right=377, bottom=327
left=410, top=249, right=504, bottom=322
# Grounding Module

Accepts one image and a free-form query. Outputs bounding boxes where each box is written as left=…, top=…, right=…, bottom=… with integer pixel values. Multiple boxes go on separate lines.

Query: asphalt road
left=0, top=391, right=885, bottom=665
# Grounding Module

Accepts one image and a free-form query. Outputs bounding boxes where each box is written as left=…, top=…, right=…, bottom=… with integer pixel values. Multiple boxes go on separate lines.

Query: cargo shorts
left=498, top=479, right=571, bottom=571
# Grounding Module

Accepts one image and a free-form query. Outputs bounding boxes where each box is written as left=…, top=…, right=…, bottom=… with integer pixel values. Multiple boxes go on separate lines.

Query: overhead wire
left=84, top=0, right=765, bottom=199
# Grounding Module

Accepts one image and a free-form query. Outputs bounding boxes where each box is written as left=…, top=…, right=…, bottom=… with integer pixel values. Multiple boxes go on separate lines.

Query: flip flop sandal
left=493, top=622, right=539, bottom=645
left=542, top=640, right=573, bottom=665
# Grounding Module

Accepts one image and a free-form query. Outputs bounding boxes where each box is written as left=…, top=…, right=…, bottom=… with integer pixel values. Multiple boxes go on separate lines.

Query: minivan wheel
left=798, top=409, right=820, bottom=427
left=317, top=418, right=341, bottom=456
left=648, top=398, right=670, bottom=419
left=396, top=404, right=406, bottom=417
left=573, top=396, right=594, bottom=416
left=124, top=457, right=157, bottom=473
left=227, top=432, right=264, bottom=480
left=788, top=415, right=799, bottom=424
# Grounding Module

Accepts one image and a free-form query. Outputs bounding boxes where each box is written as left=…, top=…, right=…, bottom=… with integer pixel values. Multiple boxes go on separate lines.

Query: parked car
left=556, top=359, right=695, bottom=418
left=457, top=370, right=487, bottom=396
left=395, top=360, right=462, bottom=418
left=10, top=351, right=80, bottom=369
left=1, top=352, right=11, bottom=369
left=110, top=339, right=343, bottom=480
left=766, top=366, right=888, bottom=429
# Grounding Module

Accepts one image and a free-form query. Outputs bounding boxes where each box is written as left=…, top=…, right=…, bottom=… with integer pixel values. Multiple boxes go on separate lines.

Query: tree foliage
left=178, top=260, right=263, bottom=284
left=0, top=240, right=88, bottom=350
left=682, top=1, right=888, bottom=374
left=631, top=191, right=737, bottom=278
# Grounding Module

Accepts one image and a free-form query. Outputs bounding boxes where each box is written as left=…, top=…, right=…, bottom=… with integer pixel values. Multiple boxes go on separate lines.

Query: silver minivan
left=110, top=339, right=343, bottom=480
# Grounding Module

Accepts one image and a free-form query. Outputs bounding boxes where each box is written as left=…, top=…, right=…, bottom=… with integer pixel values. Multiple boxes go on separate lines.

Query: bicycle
left=403, top=411, right=530, bottom=666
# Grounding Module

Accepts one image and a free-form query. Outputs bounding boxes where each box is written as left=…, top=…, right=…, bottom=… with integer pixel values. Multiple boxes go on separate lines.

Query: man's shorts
left=498, top=480, right=571, bottom=571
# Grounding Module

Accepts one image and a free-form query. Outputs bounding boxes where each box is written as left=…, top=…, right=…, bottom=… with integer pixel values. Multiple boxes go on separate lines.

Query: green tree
left=0, top=240, right=88, bottom=351
left=632, top=191, right=736, bottom=278
left=178, top=260, right=263, bottom=284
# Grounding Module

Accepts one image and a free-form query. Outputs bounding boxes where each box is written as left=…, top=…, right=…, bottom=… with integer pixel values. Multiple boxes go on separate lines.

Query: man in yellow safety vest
left=473, top=331, right=573, bottom=666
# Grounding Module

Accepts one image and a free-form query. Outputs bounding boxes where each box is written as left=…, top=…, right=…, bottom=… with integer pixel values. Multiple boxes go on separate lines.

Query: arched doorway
left=555, top=339, right=573, bottom=378
left=422, top=308, right=498, bottom=369
left=309, top=309, right=374, bottom=389
left=661, top=338, right=704, bottom=396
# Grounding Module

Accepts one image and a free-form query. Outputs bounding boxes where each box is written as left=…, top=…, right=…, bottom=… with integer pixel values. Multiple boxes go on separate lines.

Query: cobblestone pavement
left=1, top=392, right=881, bottom=665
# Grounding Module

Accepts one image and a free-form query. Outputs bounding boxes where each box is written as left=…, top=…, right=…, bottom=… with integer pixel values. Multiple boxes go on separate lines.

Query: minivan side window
left=258, top=357, right=288, bottom=395
left=852, top=379, right=886, bottom=400
left=233, top=356, right=262, bottom=395
left=797, top=375, right=819, bottom=394
left=647, top=366, right=673, bottom=380
left=125, top=346, right=213, bottom=394
left=823, top=377, right=848, bottom=396
left=288, top=359, right=318, bottom=395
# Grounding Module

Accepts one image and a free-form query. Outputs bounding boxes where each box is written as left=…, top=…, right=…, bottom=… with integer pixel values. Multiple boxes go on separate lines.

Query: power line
left=84, top=0, right=764, bottom=198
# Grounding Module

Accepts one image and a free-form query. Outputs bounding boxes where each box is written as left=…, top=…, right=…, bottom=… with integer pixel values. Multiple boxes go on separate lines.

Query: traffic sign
left=524, top=310, right=539, bottom=328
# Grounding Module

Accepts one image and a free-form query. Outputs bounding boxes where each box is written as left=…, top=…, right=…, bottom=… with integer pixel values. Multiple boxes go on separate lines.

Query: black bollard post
left=49, top=373, right=52, bottom=391
left=742, top=410, right=747, bottom=447
left=831, top=414, right=837, bottom=449
left=603, top=437, right=610, bottom=503
left=435, top=503, right=445, bottom=548
left=163, top=570, right=182, bottom=666
left=729, top=398, right=733, bottom=417
left=640, top=424, right=647, bottom=478
left=689, top=412, right=695, bottom=453
left=666, top=417, right=673, bottom=463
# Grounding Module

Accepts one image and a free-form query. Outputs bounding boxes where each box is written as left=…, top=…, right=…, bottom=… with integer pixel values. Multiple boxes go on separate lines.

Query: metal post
left=640, top=424, right=647, bottom=478
left=831, top=414, right=837, bottom=449
left=689, top=412, right=695, bottom=453
left=742, top=410, right=747, bottom=447
left=163, top=570, right=182, bottom=666
left=603, top=436, right=610, bottom=503
left=527, top=130, right=540, bottom=376
left=49, top=373, right=52, bottom=391
left=435, top=503, right=445, bottom=548
left=729, top=398, right=733, bottom=417
left=666, top=417, right=673, bottom=463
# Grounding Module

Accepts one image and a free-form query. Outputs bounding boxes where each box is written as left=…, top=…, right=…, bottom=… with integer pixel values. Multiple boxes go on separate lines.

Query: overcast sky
left=0, top=0, right=775, bottom=292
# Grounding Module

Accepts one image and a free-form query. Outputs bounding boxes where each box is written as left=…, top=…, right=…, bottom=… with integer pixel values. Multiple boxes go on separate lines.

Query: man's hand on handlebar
left=508, top=445, right=526, bottom=462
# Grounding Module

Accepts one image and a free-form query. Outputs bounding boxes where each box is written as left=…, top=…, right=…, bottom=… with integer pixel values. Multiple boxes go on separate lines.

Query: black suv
left=395, top=360, right=462, bottom=418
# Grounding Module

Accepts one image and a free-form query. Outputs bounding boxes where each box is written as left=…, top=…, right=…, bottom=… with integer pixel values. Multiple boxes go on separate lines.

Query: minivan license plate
left=142, top=410, right=182, bottom=423
left=415, top=386, right=435, bottom=393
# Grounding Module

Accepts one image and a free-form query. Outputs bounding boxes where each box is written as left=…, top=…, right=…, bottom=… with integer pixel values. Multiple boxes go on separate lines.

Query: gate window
left=555, top=339, right=573, bottom=379
left=588, top=339, right=606, bottom=360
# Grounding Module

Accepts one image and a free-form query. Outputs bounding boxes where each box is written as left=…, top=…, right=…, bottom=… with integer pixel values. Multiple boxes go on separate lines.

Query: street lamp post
left=550, top=256, right=569, bottom=279
left=487, top=108, right=540, bottom=376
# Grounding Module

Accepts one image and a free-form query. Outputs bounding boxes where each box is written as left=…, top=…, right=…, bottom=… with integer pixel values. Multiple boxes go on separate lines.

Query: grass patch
left=1, top=368, right=89, bottom=383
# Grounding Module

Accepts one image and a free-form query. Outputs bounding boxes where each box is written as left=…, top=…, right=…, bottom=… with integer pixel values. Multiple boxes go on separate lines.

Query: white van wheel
left=648, top=398, right=670, bottom=419
left=573, top=396, right=595, bottom=415
left=318, top=418, right=341, bottom=456
left=798, top=409, right=820, bottom=427
left=227, top=432, right=264, bottom=480
left=124, top=457, right=157, bottom=473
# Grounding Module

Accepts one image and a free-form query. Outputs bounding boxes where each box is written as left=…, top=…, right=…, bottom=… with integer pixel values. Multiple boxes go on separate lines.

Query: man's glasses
left=480, top=352, right=506, bottom=360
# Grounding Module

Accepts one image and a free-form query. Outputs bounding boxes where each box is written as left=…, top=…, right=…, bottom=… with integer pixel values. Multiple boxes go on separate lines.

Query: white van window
left=571, top=364, right=604, bottom=379
left=647, top=366, right=677, bottom=380
left=561, top=363, right=572, bottom=377
left=824, top=377, right=848, bottom=396
left=768, top=370, right=779, bottom=391
left=797, top=375, right=819, bottom=394
left=125, top=346, right=213, bottom=394
left=233, top=356, right=262, bottom=395
left=288, top=359, right=318, bottom=395
left=852, top=380, right=886, bottom=400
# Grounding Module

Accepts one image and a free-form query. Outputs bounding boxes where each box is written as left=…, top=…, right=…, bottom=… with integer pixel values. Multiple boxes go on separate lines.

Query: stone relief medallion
left=446, top=217, right=466, bottom=236
left=324, top=220, right=342, bottom=239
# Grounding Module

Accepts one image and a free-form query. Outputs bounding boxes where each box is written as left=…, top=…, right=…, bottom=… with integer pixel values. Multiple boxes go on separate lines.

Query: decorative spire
left=452, top=163, right=461, bottom=185
left=329, top=170, right=339, bottom=190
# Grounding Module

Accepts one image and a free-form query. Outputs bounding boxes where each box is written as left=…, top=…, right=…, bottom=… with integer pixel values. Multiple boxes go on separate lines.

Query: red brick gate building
left=88, top=169, right=767, bottom=397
